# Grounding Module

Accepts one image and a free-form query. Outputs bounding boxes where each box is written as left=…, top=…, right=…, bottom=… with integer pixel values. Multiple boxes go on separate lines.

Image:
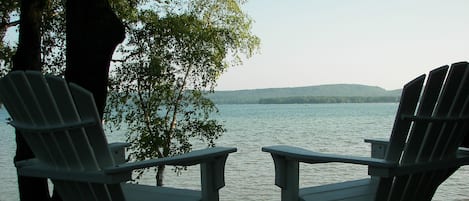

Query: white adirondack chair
left=262, top=62, right=469, bottom=201
left=0, top=71, right=236, bottom=201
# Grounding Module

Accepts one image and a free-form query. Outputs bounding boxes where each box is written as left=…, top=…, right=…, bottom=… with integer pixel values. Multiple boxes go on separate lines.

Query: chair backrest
left=375, top=62, right=469, bottom=201
left=0, top=71, right=126, bottom=201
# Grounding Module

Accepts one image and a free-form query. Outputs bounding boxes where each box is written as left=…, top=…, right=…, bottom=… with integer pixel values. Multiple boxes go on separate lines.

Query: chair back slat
left=384, top=75, right=425, bottom=162
left=90, top=183, right=125, bottom=201
left=45, top=76, right=101, bottom=171
left=52, top=181, right=125, bottom=201
left=0, top=72, right=56, bottom=165
left=384, top=66, right=449, bottom=201
left=69, top=83, right=114, bottom=168
left=52, top=181, right=80, bottom=201
left=0, top=71, right=125, bottom=201
left=25, top=72, right=82, bottom=170
left=53, top=181, right=124, bottom=201
left=0, top=74, right=28, bottom=122
left=435, top=63, right=469, bottom=156
left=411, top=62, right=469, bottom=201
left=373, top=74, right=424, bottom=201
left=420, top=63, right=469, bottom=161
left=375, top=62, right=469, bottom=201
left=401, top=66, right=453, bottom=201
left=400, top=66, right=449, bottom=164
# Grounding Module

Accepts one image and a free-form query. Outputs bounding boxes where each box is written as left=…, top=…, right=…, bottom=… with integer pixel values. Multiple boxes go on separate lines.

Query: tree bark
left=156, top=165, right=165, bottom=186
left=13, top=0, right=44, bottom=71
left=10, top=0, right=124, bottom=200
left=12, top=0, right=50, bottom=201
left=64, top=0, right=125, bottom=118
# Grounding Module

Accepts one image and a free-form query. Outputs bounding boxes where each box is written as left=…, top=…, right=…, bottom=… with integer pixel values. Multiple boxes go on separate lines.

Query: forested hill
left=207, top=84, right=402, bottom=104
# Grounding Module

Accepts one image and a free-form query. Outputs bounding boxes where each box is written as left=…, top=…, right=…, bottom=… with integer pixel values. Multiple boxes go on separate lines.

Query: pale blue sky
left=4, top=1, right=469, bottom=91
left=215, top=1, right=469, bottom=91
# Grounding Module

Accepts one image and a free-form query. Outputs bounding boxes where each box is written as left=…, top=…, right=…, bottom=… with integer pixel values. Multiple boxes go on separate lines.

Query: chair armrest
left=105, top=146, right=236, bottom=174
left=107, top=146, right=236, bottom=201
left=262, top=145, right=469, bottom=177
left=262, top=145, right=392, bottom=168
left=108, top=142, right=131, bottom=164
left=262, top=145, right=392, bottom=201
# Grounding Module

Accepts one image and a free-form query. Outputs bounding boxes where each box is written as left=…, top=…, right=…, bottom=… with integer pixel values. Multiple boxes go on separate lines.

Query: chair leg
left=365, top=139, right=389, bottom=182
left=272, top=154, right=299, bottom=201
left=200, top=155, right=229, bottom=201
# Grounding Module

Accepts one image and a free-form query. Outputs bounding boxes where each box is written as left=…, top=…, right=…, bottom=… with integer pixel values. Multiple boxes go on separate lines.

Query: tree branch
left=1, top=20, right=20, bottom=31
left=111, top=59, right=126, bottom=62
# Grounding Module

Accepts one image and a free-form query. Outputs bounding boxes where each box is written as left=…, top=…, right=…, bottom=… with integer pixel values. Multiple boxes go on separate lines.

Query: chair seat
left=300, top=179, right=376, bottom=201
left=123, top=183, right=201, bottom=201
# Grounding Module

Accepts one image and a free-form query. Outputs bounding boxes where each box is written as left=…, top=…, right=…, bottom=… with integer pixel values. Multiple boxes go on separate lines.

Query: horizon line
left=214, top=83, right=403, bottom=92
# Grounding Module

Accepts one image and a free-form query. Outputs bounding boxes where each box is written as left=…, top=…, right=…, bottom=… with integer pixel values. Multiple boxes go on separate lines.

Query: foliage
left=0, top=0, right=65, bottom=75
left=0, top=0, right=19, bottom=74
left=40, top=0, right=66, bottom=75
left=104, top=0, right=259, bottom=185
left=1, top=0, right=259, bottom=185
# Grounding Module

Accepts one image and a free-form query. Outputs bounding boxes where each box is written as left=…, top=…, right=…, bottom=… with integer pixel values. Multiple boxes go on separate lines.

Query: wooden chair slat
left=375, top=74, right=425, bottom=200
left=412, top=62, right=469, bottom=200
left=438, top=63, right=469, bottom=155
left=43, top=76, right=86, bottom=170
left=426, top=62, right=469, bottom=159
left=45, top=76, right=101, bottom=171
left=389, top=66, right=449, bottom=200
left=88, top=183, right=113, bottom=201
left=5, top=73, right=59, bottom=166
left=69, top=83, right=114, bottom=168
left=262, top=62, right=469, bottom=201
left=24, top=72, right=73, bottom=169
left=53, top=181, right=82, bottom=201
left=384, top=74, right=425, bottom=162
left=0, top=71, right=235, bottom=201
left=0, top=73, right=29, bottom=123
left=401, top=66, right=449, bottom=164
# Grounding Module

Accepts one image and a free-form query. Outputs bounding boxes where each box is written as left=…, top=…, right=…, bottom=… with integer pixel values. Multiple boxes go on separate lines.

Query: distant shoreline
left=258, top=96, right=400, bottom=104
left=207, top=84, right=402, bottom=104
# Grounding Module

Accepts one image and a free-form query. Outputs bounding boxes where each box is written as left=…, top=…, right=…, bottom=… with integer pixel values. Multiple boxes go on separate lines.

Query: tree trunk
left=13, top=0, right=43, bottom=71
left=156, top=165, right=165, bottom=186
left=64, top=0, right=125, bottom=118
left=12, top=0, right=50, bottom=201
left=10, top=0, right=124, bottom=200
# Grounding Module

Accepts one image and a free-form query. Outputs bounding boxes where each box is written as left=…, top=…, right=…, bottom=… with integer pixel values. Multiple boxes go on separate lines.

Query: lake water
left=0, top=103, right=468, bottom=201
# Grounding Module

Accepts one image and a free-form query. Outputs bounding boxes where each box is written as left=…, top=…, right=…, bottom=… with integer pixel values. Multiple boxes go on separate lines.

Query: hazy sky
left=4, top=1, right=469, bottom=91
left=215, top=1, right=469, bottom=91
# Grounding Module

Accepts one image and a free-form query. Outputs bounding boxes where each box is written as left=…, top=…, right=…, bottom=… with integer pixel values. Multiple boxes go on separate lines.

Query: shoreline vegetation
left=258, top=96, right=399, bottom=104
left=208, top=84, right=402, bottom=104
